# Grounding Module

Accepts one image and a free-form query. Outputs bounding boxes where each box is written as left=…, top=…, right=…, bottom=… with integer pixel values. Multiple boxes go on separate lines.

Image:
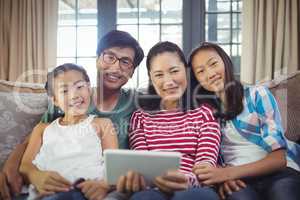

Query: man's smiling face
left=96, top=47, right=135, bottom=91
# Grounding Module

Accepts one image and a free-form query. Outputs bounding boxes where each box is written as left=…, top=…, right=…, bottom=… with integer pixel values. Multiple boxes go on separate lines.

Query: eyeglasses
left=102, top=52, right=134, bottom=70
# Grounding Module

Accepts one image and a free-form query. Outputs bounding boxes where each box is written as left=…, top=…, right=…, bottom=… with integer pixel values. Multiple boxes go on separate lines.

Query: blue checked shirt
left=227, top=85, right=300, bottom=171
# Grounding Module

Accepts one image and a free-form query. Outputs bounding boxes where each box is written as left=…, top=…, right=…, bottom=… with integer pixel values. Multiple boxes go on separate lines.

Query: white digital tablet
left=104, top=149, right=181, bottom=185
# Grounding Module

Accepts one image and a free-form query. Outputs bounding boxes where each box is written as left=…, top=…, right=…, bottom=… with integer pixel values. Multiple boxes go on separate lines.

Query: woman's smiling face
left=191, top=49, right=225, bottom=93
left=149, top=52, right=187, bottom=102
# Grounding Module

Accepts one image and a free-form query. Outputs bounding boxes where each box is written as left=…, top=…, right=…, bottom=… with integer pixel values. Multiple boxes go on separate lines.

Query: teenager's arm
left=225, top=149, right=286, bottom=180
left=194, top=148, right=286, bottom=185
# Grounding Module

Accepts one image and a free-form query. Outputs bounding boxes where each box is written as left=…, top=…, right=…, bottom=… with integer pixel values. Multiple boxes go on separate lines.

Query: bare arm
left=93, top=118, right=118, bottom=150
left=20, top=122, right=71, bottom=195
left=4, top=135, right=30, bottom=173
left=19, top=122, right=48, bottom=182
left=194, top=148, right=286, bottom=185
left=1, top=133, right=30, bottom=197
left=224, top=149, right=286, bottom=180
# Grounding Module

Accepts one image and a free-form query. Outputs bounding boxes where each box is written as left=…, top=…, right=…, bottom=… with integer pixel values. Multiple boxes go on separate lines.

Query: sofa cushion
left=0, top=80, right=47, bottom=168
left=261, top=71, right=300, bottom=143
left=0, top=80, right=46, bottom=93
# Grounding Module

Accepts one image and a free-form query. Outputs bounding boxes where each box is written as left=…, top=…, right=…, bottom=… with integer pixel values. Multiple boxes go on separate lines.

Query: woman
left=117, top=41, right=221, bottom=200
left=188, top=42, right=300, bottom=200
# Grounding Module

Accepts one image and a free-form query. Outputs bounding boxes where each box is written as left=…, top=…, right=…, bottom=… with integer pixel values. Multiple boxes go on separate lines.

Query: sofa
left=0, top=71, right=300, bottom=168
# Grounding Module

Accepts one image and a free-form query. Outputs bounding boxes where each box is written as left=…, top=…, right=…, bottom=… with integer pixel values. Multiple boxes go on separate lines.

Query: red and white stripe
left=129, top=105, right=221, bottom=186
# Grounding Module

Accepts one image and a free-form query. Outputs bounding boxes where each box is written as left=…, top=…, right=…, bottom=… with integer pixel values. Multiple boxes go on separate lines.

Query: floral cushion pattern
left=261, top=71, right=300, bottom=143
left=0, top=91, right=47, bottom=167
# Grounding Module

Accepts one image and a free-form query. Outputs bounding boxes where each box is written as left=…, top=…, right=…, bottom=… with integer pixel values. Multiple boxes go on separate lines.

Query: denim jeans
left=41, top=189, right=87, bottom=200
left=13, top=190, right=128, bottom=200
left=227, top=167, right=300, bottom=200
left=130, top=187, right=220, bottom=200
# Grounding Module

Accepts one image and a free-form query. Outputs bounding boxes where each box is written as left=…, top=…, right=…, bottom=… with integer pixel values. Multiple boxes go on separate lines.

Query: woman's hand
left=77, top=180, right=109, bottom=200
left=29, top=170, right=71, bottom=196
left=154, top=170, right=188, bottom=194
left=116, top=171, right=146, bottom=194
left=193, top=163, right=234, bottom=185
left=218, top=179, right=247, bottom=200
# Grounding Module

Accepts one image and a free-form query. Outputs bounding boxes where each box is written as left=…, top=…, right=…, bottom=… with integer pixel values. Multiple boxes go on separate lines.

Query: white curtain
left=241, top=0, right=299, bottom=84
left=0, top=0, right=58, bottom=83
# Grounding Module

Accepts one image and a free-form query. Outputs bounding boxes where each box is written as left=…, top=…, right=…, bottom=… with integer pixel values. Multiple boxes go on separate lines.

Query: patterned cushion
left=0, top=81, right=47, bottom=167
left=261, top=71, right=300, bottom=143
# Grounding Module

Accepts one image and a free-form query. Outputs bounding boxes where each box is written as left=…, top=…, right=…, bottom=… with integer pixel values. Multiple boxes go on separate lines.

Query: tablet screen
left=104, top=149, right=181, bottom=185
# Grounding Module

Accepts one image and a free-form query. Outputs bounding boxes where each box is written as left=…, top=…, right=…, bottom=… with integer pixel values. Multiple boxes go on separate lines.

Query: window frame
left=97, top=0, right=205, bottom=57
left=57, top=0, right=242, bottom=85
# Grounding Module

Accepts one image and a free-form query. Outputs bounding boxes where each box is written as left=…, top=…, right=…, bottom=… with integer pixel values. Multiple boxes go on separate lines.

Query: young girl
left=20, top=63, right=118, bottom=200
left=117, top=41, right=221, bottom=200
left=188, top=42, right=300, bottom=200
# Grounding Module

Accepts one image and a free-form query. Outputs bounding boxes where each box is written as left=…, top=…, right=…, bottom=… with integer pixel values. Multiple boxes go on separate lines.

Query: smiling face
left=53, top=70, right=91, bottom=117
left=191, top=49, right=225, bottom=93
left=96, top=47, right=135, bottom=90
left=149, top=52, right=187, bottom=104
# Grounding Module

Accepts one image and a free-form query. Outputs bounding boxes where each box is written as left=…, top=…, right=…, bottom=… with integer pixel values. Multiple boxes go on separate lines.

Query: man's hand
left=2, top=160, right=23, bottom=195
left=30, top=170, right=71, bottom=196
left=218, top=179, right=247, bottom=200
left=0, top=171, right=11, bottom=200
left=77, top=180, right=109, bottom=200
left=154, top=170, right=188, bottom=194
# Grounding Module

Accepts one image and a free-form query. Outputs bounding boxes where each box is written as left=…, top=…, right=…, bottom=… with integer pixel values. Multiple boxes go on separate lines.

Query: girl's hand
left=77, top=180, right=109, bottom=200
left=218, top=179, right=247, bottom=200
left=116, top=171, right=146, bottom=194
left=30, top=170, right=71, bottom=196
left=193, top=164, right=234, bottom=185
left=154, top=170, right=188, bottom=194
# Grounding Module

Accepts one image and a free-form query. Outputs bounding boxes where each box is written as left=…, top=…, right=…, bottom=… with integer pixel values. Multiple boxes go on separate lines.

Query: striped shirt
left=129, top=105, right=221, bottom=186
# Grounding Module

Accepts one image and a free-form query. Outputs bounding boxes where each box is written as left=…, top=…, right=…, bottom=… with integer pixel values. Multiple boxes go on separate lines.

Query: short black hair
left=45, top=63, right=90, bottom=97
left=96, top=30, right=144, bottom=68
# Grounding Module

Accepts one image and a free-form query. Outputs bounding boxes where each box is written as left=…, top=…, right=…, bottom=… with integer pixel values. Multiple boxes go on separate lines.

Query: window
left=57, top=0, right=98, bottom=86
left=56, top=0, right=242, bottom=87
left=205, top=0, right=242, bottom=78
left=116, top=0, right=183, bottom=88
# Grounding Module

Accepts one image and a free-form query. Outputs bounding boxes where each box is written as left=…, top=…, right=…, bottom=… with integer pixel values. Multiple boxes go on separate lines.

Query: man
left=0, top=30, right=144, bottom=200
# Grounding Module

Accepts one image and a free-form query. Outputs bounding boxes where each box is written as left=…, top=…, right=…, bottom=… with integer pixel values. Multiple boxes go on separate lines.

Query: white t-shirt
left=221, top=121, right=268, bottom=166
left=221, top=121, right=300, bottom=171
left=28, top=115, right=104, bottom=199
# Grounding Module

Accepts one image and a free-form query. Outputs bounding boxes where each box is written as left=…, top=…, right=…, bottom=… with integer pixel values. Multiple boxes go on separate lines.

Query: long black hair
left=188, top=42, right=244, bottom=121
left=138, top=41, right=191, bottom=112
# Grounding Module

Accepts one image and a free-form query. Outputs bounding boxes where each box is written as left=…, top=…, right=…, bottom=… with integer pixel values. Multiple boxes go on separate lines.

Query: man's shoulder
left=40, top=106, right=64, bottom=123
left=121, top=88, right=139, bottom=97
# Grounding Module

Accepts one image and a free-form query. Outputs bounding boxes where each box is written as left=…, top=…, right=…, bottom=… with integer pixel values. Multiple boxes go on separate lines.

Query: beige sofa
left=0, top=71, right=300, bottom=168
left=0, top=81, right=47, bottom=168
